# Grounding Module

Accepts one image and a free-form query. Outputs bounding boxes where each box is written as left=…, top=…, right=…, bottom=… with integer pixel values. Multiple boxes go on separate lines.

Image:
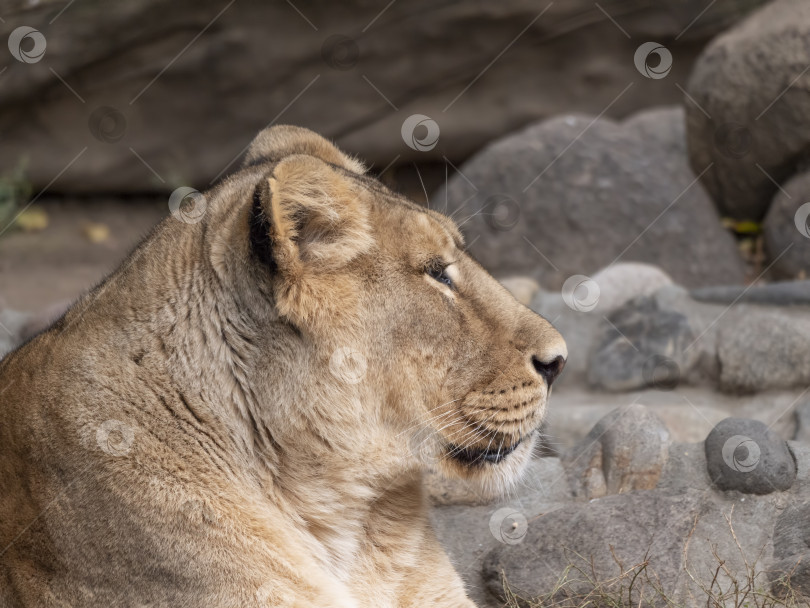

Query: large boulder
left=588, top=284, right=810, bottom=394
left=762, top=172, right=810, bottom=280
left=716, top=307, right=810, bottom=393
left=686, top=0, right=810, bottom=221
left=433, top=107, right=745, bottom=290
left=561, top=404, right=670, bottom=501
left=481, top=488, right=779, bottom=605
left=0, top=1, right=766, bottom=193
left=586, top=295, right=698, bottom=392
left=771, top=502, right=810, bottom=596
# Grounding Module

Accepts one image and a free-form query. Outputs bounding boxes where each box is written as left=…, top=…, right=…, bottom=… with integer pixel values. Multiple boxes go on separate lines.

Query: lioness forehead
left=340, top=169, right=465, bottom=250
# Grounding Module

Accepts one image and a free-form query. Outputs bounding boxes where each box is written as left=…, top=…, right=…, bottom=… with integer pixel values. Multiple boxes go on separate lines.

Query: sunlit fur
left=0, top=126, right=566, bottom=607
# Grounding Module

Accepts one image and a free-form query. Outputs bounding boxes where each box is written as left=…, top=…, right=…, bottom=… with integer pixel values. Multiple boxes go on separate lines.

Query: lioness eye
left=426, top=264, right=453, bottom=289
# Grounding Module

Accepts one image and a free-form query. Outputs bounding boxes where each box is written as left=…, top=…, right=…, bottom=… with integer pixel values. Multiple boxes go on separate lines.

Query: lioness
left=0, top=126, right=567, bottom=607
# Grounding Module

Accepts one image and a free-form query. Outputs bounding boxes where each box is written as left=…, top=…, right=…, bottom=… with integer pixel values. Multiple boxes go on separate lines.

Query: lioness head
left=199, top=126, right=566, bottom=496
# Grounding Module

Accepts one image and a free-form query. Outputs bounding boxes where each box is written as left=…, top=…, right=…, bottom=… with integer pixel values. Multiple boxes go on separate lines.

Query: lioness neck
left=59, top=218, right=424, bottom=573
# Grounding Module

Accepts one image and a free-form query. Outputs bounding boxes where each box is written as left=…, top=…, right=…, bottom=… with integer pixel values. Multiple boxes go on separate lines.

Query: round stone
left=704, top=417, right=796, bottom=494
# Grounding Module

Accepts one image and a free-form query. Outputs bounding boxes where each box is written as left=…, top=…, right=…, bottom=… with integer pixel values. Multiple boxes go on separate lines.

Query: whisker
left=394, top=398, right=461, bottom=438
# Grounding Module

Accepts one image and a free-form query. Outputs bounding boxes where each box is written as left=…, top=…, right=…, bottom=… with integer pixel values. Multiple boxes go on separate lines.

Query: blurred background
left=4, top=1, right=810, bottom=605
left=0, top=0, right=790, bottom=310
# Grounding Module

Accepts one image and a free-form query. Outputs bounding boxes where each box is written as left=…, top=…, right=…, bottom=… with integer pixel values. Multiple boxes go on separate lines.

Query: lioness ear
left=243, top=125, right=366, bottom=175
left=250, top=154, right=374, bottom=279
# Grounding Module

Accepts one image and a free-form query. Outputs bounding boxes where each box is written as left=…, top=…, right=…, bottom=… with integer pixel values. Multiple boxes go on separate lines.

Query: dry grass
left=499, top=508, right=808, bottom=608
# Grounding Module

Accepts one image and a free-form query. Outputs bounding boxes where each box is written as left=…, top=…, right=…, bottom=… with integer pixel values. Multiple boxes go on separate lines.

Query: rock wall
left=0, top=0, right=766, bottom=193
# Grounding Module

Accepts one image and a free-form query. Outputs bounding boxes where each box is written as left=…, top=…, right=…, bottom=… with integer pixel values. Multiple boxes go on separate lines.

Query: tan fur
left=0, top=126, right=566, bottom=608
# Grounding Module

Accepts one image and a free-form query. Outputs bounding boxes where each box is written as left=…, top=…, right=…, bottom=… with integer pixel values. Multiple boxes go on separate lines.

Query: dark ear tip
left=249, top=179, right=276, bottom=272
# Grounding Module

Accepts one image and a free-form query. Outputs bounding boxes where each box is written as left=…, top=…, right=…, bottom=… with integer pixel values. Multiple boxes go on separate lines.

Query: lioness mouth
left=447, top=438, right=522, bottom=465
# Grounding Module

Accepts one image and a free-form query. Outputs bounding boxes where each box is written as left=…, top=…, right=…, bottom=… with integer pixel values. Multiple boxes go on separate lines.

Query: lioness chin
left=0, top=126, right=566, bottom=608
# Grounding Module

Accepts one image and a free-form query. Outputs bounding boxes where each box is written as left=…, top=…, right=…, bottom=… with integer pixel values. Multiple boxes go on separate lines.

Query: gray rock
left=656, top=441, right=712, bottom=494
left=691, top=280, right=810, bottom=306
left=640, top=285, right=810, bottom=394
left=589, top=263, right=673, bottom=315
left=763, top=172, right=810, bottom=280
left=434, top=107, right=745, bottom=290
left=770, top=502, right=810, bottom=596
left=561, top=404, right=670, bottom=501
left=686, top=0, right=810, bottom=221
left=480, top=488, right=779, bottom=605
left=796, top=400, right=810, bottom=443
left=587, top=296, right=699, bottom=392
left=705, top=417, right=797, bottom=494
left=481, top=490, right=706, bottom=604
left=642, top=285, right=727, bottom=385
left=0, top=1, right=767, bottom=194
left=716, top=308, right=810, bottom=393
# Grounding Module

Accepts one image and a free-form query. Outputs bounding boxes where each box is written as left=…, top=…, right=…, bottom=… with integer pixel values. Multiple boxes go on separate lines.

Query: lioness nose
left=531, top=354, right=566, bottom=386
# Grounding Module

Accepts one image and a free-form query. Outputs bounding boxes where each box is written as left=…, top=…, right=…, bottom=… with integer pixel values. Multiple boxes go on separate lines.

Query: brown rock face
left=0, top=0, right=765, bottom=193
left=686, top=0, right=810, bottom=221
left=561, top=403, right=671, bottom=501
